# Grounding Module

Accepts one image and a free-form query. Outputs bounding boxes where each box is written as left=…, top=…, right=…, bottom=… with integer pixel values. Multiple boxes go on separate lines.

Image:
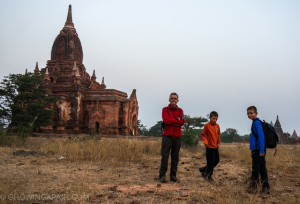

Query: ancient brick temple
left=273, top=115, right=287, bottom=143
left=291, top=130, right=299, bottom=140
left=36, top=5, right=139, bottom=135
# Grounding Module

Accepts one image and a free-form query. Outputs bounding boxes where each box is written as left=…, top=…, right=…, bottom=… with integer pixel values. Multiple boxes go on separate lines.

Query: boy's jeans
left=159, top=135, right=181, bottom=179
left=251, top=150, right=270, bottom=188
left=200, top=148, right=219, bottom=178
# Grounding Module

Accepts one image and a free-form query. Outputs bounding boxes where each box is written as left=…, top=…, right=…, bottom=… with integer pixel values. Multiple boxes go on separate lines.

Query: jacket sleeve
left=201, top=125, right=208, bottom=146
left=254, top=121, right=265, bottom=154
left=217, top=125, right=221, bottom=144
left=162, top=108, right=179, bottom=125
left=175, top=108, right=186, bottom=126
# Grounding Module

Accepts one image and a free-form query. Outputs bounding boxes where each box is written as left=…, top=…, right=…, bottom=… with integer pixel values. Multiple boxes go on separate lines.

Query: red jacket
left=162, top=105, right=185, bottom=137
left=201, top=121, right=221, bottom=149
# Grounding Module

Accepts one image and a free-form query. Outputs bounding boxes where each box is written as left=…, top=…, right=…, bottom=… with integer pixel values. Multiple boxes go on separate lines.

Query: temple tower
left=38, top=5, right=139, bottom=135
left=274, top=115, right=287, bottom=143
left=291, top=130, right=299, bottom=140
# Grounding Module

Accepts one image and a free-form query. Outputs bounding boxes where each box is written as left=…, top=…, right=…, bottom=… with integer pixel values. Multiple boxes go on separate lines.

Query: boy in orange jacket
left=199, top=111, right=221, bottom=182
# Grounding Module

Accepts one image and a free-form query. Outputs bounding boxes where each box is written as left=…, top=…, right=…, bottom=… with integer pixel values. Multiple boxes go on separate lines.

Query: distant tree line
left=138, top=117, right=251, bottom=145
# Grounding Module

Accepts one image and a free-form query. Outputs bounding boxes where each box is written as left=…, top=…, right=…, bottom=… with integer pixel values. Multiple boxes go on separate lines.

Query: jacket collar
left=209, top=121, right=216, bottom=126
left=168, top=104, right=178, bottom=110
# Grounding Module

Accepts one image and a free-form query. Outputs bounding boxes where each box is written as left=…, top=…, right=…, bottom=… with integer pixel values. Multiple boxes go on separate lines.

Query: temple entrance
left=95, top=122, right=100, bottom=134
left=131, top=115, right=137, bottom=136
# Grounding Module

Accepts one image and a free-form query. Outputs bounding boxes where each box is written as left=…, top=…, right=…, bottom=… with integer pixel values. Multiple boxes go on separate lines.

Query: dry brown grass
left=0, top=137, right=299, bottom=203
left=40, top=137, right=160, bottom=163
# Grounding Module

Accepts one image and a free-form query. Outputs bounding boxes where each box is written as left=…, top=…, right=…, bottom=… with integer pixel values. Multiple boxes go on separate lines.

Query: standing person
left=159, top=93, right=185, bottom=183
left=199, top=111, right=221, bottom=182
left=246, top=106, right=270, bottom=194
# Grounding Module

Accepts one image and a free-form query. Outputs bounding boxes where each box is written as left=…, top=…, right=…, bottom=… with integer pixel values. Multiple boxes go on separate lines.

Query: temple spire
left=34, top=62, right=39, bottom=73
left=91, top=70, right=96, bottom=81
left=275, top=115, right=281, bottom=126
left=100, top=77, right=106, bottom=89
left=63, top=4, right=75, bottom=32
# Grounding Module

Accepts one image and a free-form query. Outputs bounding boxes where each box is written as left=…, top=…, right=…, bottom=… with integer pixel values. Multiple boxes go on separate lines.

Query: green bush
left=182, top=129, right=200, bottom=146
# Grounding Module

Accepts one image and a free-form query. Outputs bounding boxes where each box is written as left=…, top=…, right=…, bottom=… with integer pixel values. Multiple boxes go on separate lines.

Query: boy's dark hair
left=170, top=92, right=179, bottom=99
left=210, top=111, right=218, bottom=118
left=247, top=106, right=257, bottom=113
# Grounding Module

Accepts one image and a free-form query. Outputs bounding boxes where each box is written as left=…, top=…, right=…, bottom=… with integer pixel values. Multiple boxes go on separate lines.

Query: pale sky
left=0, top=0, right=299, bottom=135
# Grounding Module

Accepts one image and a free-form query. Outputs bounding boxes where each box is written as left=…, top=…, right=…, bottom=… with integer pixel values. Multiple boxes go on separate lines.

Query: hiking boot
left=199, top=167, right=205, bottom=172
left=199, top=168, right=207, bottom=179
left=246, top=183, right=258, bottom=193
left=261, top=187, right=270, bottom=195
left=159, top=175, right=167, bottom=183
left=206, top=177, right=214, bottom=183
left=170, top=177, right=180, bottom=183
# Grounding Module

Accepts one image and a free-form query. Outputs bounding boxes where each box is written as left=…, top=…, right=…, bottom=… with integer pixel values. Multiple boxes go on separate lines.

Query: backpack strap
left=178, top=108, right=182, bottom=118
left=251, top=119, right=258, bottom=139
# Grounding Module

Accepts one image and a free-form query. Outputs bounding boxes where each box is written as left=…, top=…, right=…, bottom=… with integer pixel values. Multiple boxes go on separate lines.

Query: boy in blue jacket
left=247, top=106, right=270, bottom=194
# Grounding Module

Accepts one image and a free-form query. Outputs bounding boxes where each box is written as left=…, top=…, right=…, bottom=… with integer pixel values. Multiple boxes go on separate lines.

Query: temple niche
left=38, top=5, right=139, bottom=135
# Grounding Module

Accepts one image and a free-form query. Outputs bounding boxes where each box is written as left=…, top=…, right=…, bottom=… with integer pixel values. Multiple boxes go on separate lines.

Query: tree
left=221, top=128, right=241, bottom=143
left=182, top=115, right=208, bottom=145
left=240, top=134, right=250, bottom=142
left=137, top=119, right=148, bottom=136
left=148, top=121, right=163, bottom=137
left=183, top=115, right=208, bottom=131
left=0, top=73, right=56, bottom=137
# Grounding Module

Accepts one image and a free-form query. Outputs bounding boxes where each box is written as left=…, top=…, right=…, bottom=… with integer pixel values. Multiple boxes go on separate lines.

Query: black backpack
left=161, top=107, right=182, bottom=133
left=251, top=119, right=279, bottom=155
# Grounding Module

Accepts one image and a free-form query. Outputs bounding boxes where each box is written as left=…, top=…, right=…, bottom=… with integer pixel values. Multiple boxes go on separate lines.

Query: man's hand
left=260, top=153, right=265, bottom=156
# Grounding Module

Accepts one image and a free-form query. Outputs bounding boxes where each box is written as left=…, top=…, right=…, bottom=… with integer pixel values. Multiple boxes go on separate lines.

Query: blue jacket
left=250, top=118, right=265, bottom=154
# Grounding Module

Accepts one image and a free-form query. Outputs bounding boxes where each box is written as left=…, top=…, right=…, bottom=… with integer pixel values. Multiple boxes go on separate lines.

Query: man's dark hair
left=210, top=111, right=218, bottom=118
left=170, top=92, right=179, bottom=99
left=247, top=106, right=257, bottom=113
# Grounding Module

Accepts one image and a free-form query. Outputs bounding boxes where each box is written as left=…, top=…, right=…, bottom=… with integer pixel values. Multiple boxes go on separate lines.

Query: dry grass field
left=0, top=136, right=299, bottom=203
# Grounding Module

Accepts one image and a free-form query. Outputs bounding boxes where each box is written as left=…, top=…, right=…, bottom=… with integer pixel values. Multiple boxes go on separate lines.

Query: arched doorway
left=95, top=122, right=100, bottom=134
left=131, top=115, right=137, bottom=136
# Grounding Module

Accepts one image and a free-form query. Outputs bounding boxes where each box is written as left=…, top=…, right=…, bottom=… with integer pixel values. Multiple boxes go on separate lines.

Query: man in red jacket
left=159, top=93, right=185, bottom=183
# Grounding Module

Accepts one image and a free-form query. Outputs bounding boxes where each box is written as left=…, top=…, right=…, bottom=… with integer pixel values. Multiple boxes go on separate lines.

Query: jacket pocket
left=175, top=127, right=181, bottom=136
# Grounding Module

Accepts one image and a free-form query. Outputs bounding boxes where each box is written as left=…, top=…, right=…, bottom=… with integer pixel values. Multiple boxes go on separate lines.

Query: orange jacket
left=201, top=121, right=221, bottom=149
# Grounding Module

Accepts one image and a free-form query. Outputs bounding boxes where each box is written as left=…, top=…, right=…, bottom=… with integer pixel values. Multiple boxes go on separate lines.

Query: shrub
left=182, top=129, right=200, bottom=146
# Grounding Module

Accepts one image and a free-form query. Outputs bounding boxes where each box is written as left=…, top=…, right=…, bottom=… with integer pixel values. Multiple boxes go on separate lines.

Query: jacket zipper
left=173, top=110, right=176, bottom=136
left=214, top=126, right=217, bottom=145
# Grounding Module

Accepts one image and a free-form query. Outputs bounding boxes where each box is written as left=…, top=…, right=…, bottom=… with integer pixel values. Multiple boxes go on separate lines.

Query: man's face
left=247, top=109, right=258, bottom=120
left=169, top=94, right=179, bottom=107
left=210, top=116, right=218, bottom=125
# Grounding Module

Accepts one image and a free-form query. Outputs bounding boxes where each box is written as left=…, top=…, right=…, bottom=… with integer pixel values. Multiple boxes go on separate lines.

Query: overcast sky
left=0, top=0, right=299, bottom=135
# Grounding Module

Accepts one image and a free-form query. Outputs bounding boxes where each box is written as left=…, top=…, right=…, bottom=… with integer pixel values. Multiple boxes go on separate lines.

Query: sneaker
left=170, top=177, right=180, bottom=183
left=159, top=175, right=167, bottom=183
left=261, top=187, right=270, bottom=195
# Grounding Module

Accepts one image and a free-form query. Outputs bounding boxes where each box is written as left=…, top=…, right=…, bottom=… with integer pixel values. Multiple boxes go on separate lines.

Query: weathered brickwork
left=38, top=5, right=139, bottom=135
